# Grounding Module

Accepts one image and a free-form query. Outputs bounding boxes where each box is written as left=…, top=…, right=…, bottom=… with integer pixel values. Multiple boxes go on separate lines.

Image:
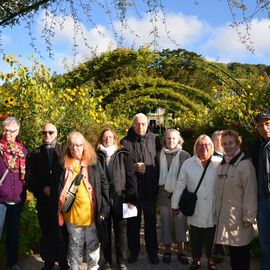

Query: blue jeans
left=258, top=196, right=270, bottom=270
left=0, top=203, right=7, bottom=239
left=0, top=201, right=24, bottom=266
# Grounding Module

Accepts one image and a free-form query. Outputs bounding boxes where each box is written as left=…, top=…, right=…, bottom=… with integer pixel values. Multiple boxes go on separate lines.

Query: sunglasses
left=41, top=130, right=55, bottom=135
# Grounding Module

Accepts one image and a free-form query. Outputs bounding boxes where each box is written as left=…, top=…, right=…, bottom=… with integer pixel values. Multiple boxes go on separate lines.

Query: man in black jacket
left=27, top=123, right=69, bottom=270
left=121, top=113, right=161, bottom=265
left=251, top=112, right=270, bottom=270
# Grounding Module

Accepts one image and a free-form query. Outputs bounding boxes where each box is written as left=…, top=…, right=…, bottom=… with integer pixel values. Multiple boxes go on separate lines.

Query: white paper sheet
left=122, top=203, right=138, bottom=218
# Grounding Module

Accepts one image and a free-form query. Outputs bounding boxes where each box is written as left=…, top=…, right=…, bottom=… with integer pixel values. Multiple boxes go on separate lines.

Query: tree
left=1, top=1, right=270, bottom=57
left=0, top=54, right=113, bottom=148
left=57, top=46, right=270, bottom=144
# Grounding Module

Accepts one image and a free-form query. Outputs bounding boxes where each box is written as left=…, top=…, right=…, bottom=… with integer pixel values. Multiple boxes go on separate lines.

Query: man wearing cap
left=251, top=112, right=270, bottom=270
left=27, top=123, right=69, bottom=270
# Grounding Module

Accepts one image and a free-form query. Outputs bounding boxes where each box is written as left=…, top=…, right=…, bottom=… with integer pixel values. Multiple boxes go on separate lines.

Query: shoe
left=212, top=254, right=224, bottom=264
left=189, top=258, right=201, bottom=270
left=127, top=254, right=137, bottom=264
left=162, top=252, right=171, bottom=264
left=177, top=253, right=189, bottom=264
left=41, top=262, right=55, bottom=270
left=8, top=265, right=21, bottom=270
left=102, top=262, right=112, bottom=270
left=208, top=258, right=217, bottom=270
left=119, top=263, right=128, bottom=270
left=59, top=261, right=69, bottom=270
left=149, top=255, right=159, bottom=264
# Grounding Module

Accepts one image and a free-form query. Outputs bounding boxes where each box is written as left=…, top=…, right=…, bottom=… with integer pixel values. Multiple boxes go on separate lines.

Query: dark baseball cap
left=255, top=112, right=270, bottom=123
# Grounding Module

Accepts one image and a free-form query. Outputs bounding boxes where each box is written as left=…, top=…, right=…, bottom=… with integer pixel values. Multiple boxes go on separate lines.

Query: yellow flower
left=4, top=97, right=15, bottom=106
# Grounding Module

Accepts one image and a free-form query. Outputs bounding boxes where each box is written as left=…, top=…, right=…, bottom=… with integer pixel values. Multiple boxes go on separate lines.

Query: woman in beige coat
left=214, top=130, right=257, bottom=270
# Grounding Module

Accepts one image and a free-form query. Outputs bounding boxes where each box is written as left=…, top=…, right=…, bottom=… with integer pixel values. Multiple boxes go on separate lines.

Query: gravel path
left=19, top=252, right=260, bottom=270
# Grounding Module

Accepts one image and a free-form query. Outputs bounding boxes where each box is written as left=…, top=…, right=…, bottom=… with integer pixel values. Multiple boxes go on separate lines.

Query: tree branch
left=0, top=0, right=54, bottom=26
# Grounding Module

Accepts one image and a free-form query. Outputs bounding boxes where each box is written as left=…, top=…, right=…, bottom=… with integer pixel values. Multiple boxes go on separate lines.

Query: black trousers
left=36, top=197, right=68, bottom=263
left=229, top=244, right=250, bottom=270
left=127, top=202, right=158, bottom=257
left=102, top=213, right=127, bottom=265
left=2, top=201, right=24, bottom=266
left=190, top=225, right=216, bottom=259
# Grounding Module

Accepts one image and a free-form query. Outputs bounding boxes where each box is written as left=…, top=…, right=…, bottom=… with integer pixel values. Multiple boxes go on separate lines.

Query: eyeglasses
left=70, top=143, right=84, bottom=148
left=198, top=143, right=211, bottom=148
left=4, top=129, right=18, bottom=133
left=41, top=131, right=55, bottom=135
left=218, top=174, right=227, bottom=179
left=222, top=141, right=236, bottom=147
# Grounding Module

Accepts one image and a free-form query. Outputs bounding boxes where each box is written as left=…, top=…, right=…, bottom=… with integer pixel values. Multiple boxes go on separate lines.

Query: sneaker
left=119, top=263, right=128, bottom=270
left=149, top=255, right=159, bottom=264
left=127, top=254, right=138, bottom=264
left=189, top=258, right=201, bottom=270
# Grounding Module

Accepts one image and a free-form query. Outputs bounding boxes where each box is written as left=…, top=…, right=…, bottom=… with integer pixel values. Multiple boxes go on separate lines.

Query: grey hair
left=132, top=113, right=148, bottom=124
left=193, top=134, right=214, bottom=155
left=212, top=130, right=223, bottom=140
left=2, top=117, right=21, bottom=129
left=162, top=128, right=184, bottom=146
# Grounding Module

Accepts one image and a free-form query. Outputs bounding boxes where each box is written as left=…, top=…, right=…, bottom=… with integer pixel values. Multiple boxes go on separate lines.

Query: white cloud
left=114, top=12, right=210, bottom=50
left=202, top=18, right=270, bottom=63
left=37, top=11, right=117, bottom=69
left=1, top=34, right=11, bottom=45
left=34, top=10, right=270, bottom=71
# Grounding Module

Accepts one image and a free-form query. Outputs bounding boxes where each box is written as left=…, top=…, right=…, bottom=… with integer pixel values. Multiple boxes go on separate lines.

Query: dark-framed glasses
left=41, top=130, right=55, bottom=135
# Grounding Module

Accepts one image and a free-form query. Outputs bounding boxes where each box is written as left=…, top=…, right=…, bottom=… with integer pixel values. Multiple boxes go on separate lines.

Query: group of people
left=0, top=111, right=269, bottom=270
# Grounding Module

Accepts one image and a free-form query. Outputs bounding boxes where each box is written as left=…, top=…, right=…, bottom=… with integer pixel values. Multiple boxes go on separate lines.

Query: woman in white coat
left=171, top=134, right=220, bottom=270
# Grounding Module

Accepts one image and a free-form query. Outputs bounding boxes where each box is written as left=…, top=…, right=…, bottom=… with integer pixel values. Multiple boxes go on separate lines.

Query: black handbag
left=178, top=159, right=211, bottom=216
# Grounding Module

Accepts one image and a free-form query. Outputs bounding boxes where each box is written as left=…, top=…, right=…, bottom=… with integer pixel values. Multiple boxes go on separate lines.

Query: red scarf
left=0, top=138, right=26, bottom=181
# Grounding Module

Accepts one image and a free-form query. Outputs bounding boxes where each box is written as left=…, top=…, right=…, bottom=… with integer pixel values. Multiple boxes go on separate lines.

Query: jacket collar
left=221, top=151, right=246, bottom=166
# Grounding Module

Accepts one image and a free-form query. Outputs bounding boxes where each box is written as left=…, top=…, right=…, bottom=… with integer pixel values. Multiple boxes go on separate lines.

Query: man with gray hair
left=27, top=123, right=69, bottom=270
left=121, top=113, right=161, bottom=265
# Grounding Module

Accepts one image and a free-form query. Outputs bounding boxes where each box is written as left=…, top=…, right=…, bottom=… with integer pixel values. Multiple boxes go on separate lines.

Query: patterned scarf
left=0, top=138, right=26, bottom=181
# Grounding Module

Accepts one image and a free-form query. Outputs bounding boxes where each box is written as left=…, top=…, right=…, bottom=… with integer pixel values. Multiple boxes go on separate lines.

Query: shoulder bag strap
left=194, top=158, right=211, bottom=194
left=0, top=169, right=9, bottom=185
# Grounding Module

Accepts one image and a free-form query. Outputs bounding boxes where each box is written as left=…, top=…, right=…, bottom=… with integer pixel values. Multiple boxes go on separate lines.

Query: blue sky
left=1, top=0, right=269, bottom=73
